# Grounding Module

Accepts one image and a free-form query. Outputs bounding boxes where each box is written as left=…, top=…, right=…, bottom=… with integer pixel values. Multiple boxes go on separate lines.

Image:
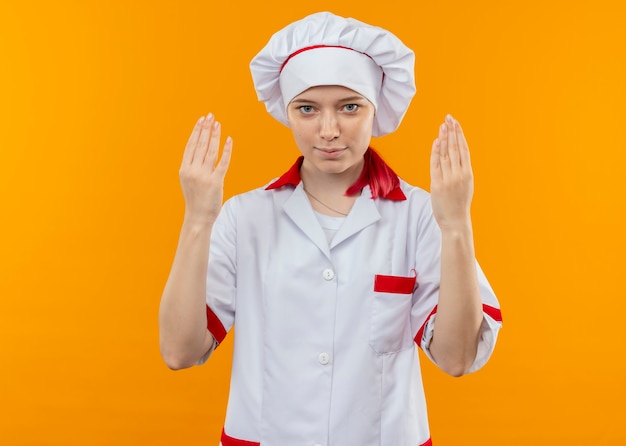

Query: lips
left=315, top=147, right=347, bottom=153
left=315, top=147, right=347, bottom=159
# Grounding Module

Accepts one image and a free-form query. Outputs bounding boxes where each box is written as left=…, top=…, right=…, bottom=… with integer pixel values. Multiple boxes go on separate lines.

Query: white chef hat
left=249, top=11, right=416, bottom=137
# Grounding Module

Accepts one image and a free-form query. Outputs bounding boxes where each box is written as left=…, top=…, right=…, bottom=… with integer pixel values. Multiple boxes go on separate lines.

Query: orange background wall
left=1, top=0, right=625, bottom=444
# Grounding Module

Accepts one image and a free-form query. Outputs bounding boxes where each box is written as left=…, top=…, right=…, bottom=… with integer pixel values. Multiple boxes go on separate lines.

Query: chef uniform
left=201, top=11, right=503, bottom=446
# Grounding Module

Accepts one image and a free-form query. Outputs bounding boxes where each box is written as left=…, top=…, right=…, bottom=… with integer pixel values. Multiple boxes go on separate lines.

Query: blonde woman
left=160, top=11, right=502, bottom=446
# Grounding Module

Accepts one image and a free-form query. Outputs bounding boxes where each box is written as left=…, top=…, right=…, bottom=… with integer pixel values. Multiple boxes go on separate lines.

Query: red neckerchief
left=265, top=149, right=406, bottom=201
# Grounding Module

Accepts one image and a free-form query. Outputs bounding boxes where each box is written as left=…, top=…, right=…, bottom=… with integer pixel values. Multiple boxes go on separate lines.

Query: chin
left=317, top=159, right=360, bottom=175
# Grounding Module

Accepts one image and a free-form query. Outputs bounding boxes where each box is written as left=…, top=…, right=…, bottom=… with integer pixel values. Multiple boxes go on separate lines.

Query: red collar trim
left=383, top=186, right=408, bottom=201
left=265, top=157, right=304, bottom=190
left=265, top=155, right=406, bottom=201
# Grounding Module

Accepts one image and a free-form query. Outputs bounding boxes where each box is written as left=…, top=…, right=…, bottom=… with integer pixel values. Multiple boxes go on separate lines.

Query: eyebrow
left=291, top=96, right=367, bottom=105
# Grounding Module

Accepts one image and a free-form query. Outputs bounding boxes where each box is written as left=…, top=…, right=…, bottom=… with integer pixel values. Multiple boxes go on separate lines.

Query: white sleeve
left=199, top=197, right=238, bottom=364
left=420, top=306, right=502, bottom=373
left=196, top=336, right=219, bottom=366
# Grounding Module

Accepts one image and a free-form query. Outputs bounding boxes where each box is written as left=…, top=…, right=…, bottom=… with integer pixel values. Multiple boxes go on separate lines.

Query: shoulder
left=222, top=178, right=295, bottom=213
left=395, top=178, right=432, bottom=212
left=377, top=178, right=436, bottom=229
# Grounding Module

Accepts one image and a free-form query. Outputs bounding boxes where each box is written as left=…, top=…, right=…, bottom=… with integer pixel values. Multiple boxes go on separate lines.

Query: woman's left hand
left=429, top=114, right=474, bottom=232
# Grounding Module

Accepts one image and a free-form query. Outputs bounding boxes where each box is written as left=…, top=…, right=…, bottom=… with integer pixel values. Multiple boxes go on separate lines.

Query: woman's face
left=286, top=85, right=375, bottom=179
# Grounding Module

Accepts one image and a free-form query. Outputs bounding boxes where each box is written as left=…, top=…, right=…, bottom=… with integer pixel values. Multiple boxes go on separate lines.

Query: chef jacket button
left=318, top=352, right=330, bottom=365
left=322, top=268, right=335, bottom=280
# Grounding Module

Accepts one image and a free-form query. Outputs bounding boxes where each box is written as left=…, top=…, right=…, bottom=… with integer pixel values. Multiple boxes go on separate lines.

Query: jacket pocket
left=369, top=274, right=417, bottom=355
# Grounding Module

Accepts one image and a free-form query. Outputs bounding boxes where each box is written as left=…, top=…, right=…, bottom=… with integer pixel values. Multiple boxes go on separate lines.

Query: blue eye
left=343, top=104, right=358, bottom=112
left=299, top=105, right=314, bottom=114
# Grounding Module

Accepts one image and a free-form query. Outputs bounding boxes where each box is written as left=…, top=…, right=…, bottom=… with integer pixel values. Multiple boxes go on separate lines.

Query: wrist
left=438, top=218, right=473, bottom=238
left=181, top=216, right=215, bottom=235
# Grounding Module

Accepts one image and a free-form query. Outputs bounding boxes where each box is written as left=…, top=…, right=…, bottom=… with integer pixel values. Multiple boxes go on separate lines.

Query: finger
left=215, top=136, right=233, bottom=177
left=194, top=114, right=215, bottom=164
left=445, top=114, right=461, bottom=169
left=182, top=116, right=205, bottom=166
left=438, top=121, right=452, bottom=178
left=204, top=120, right=221, bottom=167
left=454, top=119, right=472, bottom=169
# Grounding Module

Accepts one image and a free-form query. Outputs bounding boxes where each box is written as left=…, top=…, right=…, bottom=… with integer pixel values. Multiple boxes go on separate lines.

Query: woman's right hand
left=179, top=113, right=233, bottom=224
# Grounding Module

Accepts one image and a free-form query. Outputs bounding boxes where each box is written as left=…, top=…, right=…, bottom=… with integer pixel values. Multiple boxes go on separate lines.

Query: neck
left=300, top=158, right=364, bottom=197
left=300, top=157, right=364, bottom=216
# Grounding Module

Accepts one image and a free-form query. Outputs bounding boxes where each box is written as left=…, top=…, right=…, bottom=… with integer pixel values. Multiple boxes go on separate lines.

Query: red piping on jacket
left=221, top=429, right=432, bottom=446
left=206, top=305, right=227, bottom=344
left=415, top=304, right=503, bottom=346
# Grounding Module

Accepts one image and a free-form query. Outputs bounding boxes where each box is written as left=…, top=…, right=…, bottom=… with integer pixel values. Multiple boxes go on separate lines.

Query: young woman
left=159, top=11, right=502, bottom=446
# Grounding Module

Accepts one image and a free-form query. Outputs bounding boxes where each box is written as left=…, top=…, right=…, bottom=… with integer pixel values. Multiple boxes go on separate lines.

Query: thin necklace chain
left=303, top=188, right=349, bottom=216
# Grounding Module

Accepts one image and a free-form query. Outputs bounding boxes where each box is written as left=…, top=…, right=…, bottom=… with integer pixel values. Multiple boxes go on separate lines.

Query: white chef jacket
left=203, top=158, right=502, bottom=446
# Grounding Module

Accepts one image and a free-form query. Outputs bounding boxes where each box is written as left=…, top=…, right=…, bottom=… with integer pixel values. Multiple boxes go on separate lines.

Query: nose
left=319, top=112, right=340, bottom=141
